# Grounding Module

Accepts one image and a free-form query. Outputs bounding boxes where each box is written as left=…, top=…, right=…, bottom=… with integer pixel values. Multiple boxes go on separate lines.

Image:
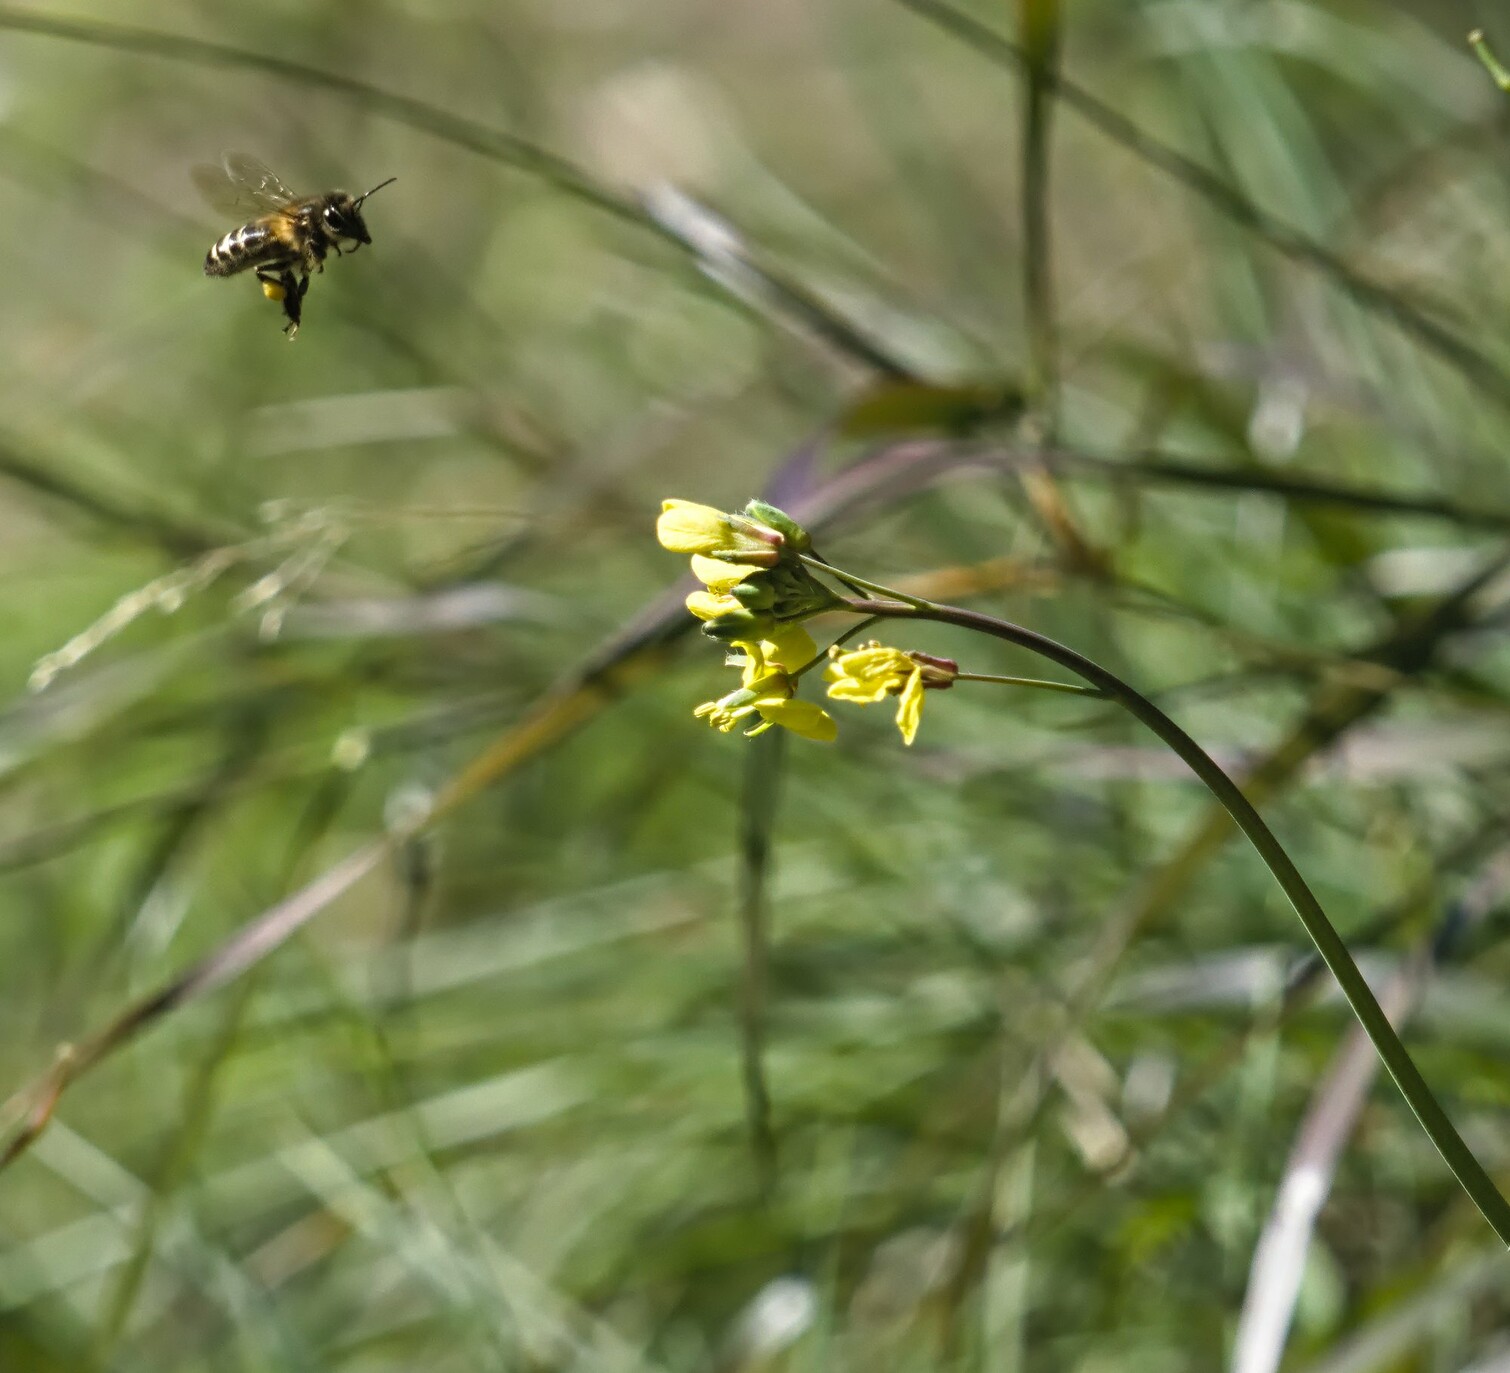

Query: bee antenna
left=354, top=176, right=397, bottom=207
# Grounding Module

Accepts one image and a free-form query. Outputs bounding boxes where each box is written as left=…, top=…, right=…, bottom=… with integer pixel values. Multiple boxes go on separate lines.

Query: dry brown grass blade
left=0, top=641, right=686, bottom=1175
left=0, top=679, right=642, bottom=1174
left=0, top=842, right=387, bottom=1171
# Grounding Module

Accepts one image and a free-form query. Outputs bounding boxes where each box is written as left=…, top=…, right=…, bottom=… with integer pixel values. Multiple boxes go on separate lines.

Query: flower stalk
left=656, top=495, right=1510, bottom=1243
left=839, top=591, right=1510, bottom=1246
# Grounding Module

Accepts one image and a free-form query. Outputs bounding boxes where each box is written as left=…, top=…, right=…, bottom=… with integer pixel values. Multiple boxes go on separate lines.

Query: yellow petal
left=690, top=554, right=763, bottom=591
left=825, top=672, right=892, bottom=705
left=657, top=500, right=730, bottom=554
left=686, top=590, right=743, bottom=621
left=895, top=668, right=925, bottom=745
left=758, top=698, right=838, bottom=742
left=760, top=625, right=818, bottom=672
left=730, top=641, right=770, bottom=682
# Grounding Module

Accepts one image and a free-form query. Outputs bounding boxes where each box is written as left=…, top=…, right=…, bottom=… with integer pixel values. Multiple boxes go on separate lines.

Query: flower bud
left=743, top=500, right=812, bottom=553
left=700, top=608, right=779, bottom=642
left=908, top=651, right=960, bottom=690
left=729, top=578, right=778, bottom=610
left=657, top=500, right=783, bottom=566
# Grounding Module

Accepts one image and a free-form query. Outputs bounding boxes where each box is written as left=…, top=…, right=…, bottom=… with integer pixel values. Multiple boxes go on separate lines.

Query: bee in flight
left=195, top=153, right=396, bottom=338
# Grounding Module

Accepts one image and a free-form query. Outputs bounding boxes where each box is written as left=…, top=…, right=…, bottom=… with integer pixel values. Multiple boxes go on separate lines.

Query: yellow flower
left=824, top=643, right=915, bottom=705
left=657, top=500, right=783, bottom=565
left=692, top=629, right=833, bottom=741
left=695, top=665, right=836, bottom=742
left=825, top=642, right=955, bottom=746
left=694, top=680, right=837, bottom=740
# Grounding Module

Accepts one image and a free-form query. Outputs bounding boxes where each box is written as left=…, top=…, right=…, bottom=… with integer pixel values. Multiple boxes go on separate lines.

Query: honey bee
left=195, top=153, right=396, bottom=337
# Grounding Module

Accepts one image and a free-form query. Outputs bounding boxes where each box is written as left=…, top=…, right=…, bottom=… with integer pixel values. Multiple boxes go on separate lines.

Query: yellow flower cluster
left=658, top=500, right=838, bottom=741
left=657, top=499, right=957, bottom=744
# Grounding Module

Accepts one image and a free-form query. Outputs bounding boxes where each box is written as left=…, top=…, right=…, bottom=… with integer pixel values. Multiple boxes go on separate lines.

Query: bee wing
left=191, top=152, right=300, bottom=215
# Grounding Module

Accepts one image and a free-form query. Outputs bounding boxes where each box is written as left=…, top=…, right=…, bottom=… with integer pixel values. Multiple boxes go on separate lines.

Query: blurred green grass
left=2, top=0, right=1510, bottom=1369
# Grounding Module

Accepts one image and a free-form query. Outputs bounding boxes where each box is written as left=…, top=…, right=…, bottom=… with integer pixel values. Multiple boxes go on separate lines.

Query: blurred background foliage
left=1, top=0, right=1510, bottom=1368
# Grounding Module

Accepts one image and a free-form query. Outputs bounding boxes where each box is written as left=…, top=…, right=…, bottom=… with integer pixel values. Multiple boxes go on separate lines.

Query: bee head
left=324, top=177, right=396, bottom=251
left=320, top=193, right=372, bottom=247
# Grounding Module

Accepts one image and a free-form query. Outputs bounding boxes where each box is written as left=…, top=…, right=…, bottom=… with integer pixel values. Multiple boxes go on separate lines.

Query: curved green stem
left=842, top=593, right=1510, bottom=1245
left=800, top=556, right=931, bottom=611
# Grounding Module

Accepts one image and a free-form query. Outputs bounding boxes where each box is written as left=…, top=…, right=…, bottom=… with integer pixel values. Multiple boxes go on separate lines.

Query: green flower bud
left=743, top=500, right=812, bottom=553
left=700, top=608, right=778, bottom=642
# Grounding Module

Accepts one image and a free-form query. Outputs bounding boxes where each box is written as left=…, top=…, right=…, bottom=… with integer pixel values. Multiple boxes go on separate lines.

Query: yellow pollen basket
left=261, top=280, right=287, bottom=302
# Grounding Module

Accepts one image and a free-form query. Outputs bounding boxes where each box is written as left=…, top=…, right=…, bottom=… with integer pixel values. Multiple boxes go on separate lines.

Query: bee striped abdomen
left=203, top=221, right=292, bottom=277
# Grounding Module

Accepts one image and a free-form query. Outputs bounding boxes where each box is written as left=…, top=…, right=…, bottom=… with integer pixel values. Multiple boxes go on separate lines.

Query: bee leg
left=287, top=272, right=312, bottom=338
left=258, top=267, right=304, bottom=338
left=285, top=273, right=308, bottom=338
